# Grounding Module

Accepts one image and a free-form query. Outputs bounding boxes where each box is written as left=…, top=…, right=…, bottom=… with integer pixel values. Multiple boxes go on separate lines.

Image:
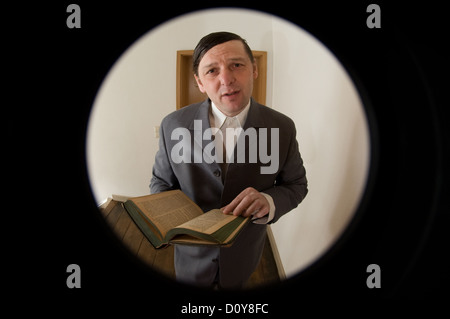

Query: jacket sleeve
left=263, top=120, right=308, bottom=224
left=149, top=119, right=180, bottom=194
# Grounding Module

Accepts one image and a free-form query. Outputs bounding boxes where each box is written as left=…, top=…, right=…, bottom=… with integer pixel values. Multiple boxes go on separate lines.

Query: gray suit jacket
left=150, top=98, right=308, bottom=288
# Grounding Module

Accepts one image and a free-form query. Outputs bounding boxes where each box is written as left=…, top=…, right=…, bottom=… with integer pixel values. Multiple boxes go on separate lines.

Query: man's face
left=194, top=40, right=258, bottom=117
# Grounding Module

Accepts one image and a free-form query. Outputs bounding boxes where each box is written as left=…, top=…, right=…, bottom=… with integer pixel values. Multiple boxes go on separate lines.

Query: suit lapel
left=242, top=99, right=266, bottom=130
left=232, top=99, right=267, bottom=161
left=188, top=99, right=218, bottom=166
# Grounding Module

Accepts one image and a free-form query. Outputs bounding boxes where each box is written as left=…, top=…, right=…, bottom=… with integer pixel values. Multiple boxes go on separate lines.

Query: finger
left=244, top=198, right=269, bottom=218
left=239, top=199, right=258, bottom=217
left=231, top=194, right=256, bottom=217
left=222, top=192, right=246, bottom=214
left=253, top=205, right=270, bottom=218
left=222, top=187, right=254, bottom=214
left=245, top=194, right=270, bottom=218
left=222, top=201, right=237, bottom=215
left=234, top=192, right=269, bottom=218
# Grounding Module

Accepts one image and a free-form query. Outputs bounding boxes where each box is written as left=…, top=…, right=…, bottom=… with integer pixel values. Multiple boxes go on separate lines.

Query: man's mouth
left=222, top=90, right=240, bottom=97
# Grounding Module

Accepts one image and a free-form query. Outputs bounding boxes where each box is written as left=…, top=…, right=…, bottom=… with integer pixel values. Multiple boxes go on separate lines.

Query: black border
left=7, top=0, right=449, bottom=313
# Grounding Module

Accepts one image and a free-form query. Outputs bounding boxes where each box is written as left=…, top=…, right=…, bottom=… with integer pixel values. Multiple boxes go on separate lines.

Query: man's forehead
left=199, top=40, right=249, bottom=66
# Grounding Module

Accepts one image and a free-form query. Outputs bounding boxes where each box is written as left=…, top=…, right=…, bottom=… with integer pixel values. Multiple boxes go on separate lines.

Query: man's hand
left=222, top=187, right=270, bottom=219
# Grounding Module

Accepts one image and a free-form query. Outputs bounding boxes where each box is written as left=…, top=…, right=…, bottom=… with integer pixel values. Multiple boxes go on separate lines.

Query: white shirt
left=209, top=100, right=275, bottom=224
left=210, top=100, right=250, bottom=131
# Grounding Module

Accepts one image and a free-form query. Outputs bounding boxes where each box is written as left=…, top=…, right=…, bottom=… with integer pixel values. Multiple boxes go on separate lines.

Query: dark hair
left=192, top=31, right=254, bottom=76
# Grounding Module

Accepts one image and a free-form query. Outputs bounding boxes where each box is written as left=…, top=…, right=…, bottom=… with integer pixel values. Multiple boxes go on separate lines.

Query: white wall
left=86, top=9, right=370, bottom=279
left=269, top=19, right=370, bottom=276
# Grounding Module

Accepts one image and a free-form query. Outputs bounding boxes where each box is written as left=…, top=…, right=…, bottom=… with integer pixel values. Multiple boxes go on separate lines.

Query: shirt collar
left=210, top=99, right=251, bottom=129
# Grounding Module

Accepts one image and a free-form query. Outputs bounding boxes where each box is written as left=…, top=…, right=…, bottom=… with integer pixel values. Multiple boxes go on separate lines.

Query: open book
left=122, top=190, right=250, bottom=249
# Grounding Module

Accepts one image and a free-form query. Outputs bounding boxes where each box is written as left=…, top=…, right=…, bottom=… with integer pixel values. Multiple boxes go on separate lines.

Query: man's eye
left=206, top=69, right=216, bottom=75
left=233, top=63, right=242, bottom=68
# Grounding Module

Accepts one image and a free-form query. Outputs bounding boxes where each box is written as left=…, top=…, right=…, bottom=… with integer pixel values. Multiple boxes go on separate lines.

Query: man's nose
left=219, top=68, right=235, bottom=86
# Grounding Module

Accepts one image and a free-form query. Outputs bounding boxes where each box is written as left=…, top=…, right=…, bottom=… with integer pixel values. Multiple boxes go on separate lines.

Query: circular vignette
left=86, top=8, right=372, bottom=289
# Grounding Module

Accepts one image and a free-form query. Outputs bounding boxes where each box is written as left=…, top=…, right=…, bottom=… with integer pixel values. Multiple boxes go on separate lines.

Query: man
left=150, top=32, right=308, bottom=289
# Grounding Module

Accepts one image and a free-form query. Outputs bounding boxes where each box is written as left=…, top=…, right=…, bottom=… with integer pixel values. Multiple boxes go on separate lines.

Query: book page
left=131, top=190, right=203, bottom=237
left=175, top=209, right=240, bottom=235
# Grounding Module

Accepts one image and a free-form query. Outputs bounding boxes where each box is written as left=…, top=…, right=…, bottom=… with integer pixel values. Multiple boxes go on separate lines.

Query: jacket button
left=213, top=170, right=221, bottom=177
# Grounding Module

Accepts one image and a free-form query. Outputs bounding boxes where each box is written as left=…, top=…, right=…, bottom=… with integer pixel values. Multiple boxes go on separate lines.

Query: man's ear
left=194, top=74, right=206, bottom=93
left=252, top=61, right=258, bottom=80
